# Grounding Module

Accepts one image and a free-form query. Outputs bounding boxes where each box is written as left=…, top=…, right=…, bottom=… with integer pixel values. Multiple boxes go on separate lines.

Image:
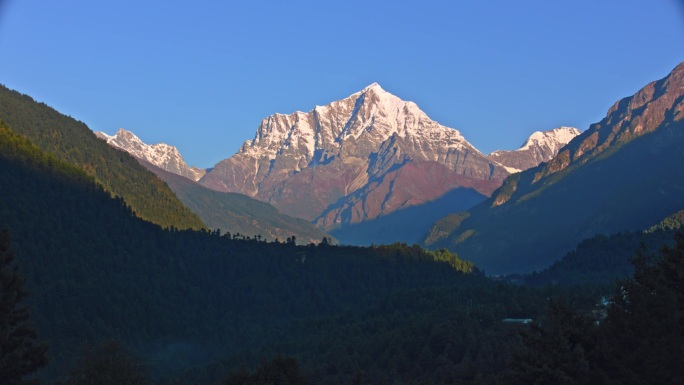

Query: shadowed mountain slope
left=424, top=62, right=684, bottom=275
left=330, top=187, right=487, bottom=246
left=139, top=159, right=332, bottom=244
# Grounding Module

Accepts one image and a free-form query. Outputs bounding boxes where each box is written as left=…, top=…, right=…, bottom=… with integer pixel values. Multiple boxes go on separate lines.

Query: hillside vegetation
left=0, top=85, right=205, bottom=230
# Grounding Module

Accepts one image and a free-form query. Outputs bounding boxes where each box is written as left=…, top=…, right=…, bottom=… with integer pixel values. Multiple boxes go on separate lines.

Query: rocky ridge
left=424, top=61, right=684, bottom=274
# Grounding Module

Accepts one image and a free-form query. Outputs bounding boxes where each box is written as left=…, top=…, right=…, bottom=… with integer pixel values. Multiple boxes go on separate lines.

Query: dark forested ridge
left=1, top=120, right=554, bottom=384
left=0, top=85, right=205, bottom=230
left=523, top=228, right=679, bottom=287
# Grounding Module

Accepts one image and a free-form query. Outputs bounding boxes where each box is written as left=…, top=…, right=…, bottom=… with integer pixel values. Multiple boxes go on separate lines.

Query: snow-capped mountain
left=487, top=127, right=581, bottom=172
left=200, top=83, right=510, bottom=226
left=95, top=129, right=206, bottom=181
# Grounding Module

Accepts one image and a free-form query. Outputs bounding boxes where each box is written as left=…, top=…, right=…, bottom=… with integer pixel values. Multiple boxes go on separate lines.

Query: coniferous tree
left=0, top=228, right=48, bottom=385
left=590, top=229, right=684, bottom=384
left=64, top=341, right=149, bottom=385
left=221, top=355, right=307, bottom=385
left=501, top=299, right=595, bottom=385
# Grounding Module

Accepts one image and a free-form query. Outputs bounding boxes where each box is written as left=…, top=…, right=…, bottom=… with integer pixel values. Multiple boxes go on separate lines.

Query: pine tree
left=221, top=355, right=307, bottom=385
left=502, top=299, right=595, bottom=385
left=0, top=228, right=48, bottom=385
left=64, top=341, right=149, bottom=385
left=591, top=229, right=684, bottom=384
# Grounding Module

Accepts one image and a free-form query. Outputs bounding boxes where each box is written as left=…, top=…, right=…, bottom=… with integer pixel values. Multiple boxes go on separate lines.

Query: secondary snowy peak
left=518, top=126, right=581, bottom=153
left=488, top=126, right=581, bottom=172
left=200, top=83, right=508, bottom=223
left=95, top=129, right=206, bottom=181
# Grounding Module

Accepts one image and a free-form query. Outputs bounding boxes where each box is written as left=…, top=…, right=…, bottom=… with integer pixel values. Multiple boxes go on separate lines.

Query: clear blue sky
left=1, top=0, right=683, bottom=168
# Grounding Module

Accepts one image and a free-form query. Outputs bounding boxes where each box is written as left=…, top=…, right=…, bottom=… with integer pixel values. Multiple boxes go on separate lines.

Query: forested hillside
left=0, top=85, right=205, bottom=230
left=499, top=231, right=684, bottom=385
left=523, top=229, right=678, bottom=286
left=1, top=120, right=552, bottom=384
left=1, top=108, right=680, bottom=385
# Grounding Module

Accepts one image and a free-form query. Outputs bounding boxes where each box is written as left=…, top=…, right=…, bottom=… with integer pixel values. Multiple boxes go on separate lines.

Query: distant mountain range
left=98, top=85, right=578, bottom=245
left=424, top=62, right=684, bottom=275
left=2, top=67, right=682, bottom=384
left=4, top=57, right=682, bottom=278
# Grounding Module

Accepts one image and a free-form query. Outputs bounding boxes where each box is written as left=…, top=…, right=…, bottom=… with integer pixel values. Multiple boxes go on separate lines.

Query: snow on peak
left=95, top=128, right=205, bottom=181
left=486, top=126, right=582, bottom=172
left=94, top=131, right=114, bottom=141
left=362, top=82, right=383, bottom=92
left=240, top=83, right=471, bottom=163
left=519, top=126, right=581, bottom=152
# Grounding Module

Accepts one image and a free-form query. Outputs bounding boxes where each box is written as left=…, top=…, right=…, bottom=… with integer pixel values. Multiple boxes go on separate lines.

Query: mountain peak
left=361, top=82, right=383, bottom=92
left=112, top=128, right=143, bottom=144
left=519, top=126, right=581, bottom=151
left=487, top=126, right=581, bottom=172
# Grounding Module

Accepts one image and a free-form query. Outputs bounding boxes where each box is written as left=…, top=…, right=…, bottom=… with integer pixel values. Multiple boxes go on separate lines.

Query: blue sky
left=1, top=0, right=683, bottom=168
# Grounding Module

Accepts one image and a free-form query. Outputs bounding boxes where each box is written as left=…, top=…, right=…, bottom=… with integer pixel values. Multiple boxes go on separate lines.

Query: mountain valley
left=1, top=62, right=683, bottom=385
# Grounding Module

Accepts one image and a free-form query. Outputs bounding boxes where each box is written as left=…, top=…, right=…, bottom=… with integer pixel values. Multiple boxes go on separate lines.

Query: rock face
left=424, top=61, right=684, bottom=275
left=488, top=127, right=581, bottom=172
left=200, top=83, right=511, bottom=226
left=95, top=129, right=206, bottom=181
